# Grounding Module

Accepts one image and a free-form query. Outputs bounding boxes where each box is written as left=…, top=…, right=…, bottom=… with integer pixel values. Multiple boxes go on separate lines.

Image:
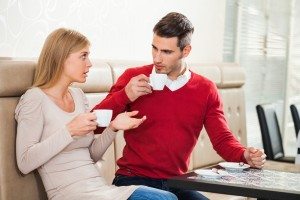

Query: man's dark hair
left=153, top=12, right=194, bottom=50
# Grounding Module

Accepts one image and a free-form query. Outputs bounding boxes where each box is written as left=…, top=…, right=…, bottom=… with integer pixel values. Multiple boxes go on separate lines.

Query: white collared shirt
left=151, top=66, right=191, bottom=91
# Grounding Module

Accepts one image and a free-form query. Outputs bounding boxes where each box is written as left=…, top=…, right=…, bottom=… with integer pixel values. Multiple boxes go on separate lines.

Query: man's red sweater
left=93, top=64, right=246, bottom=179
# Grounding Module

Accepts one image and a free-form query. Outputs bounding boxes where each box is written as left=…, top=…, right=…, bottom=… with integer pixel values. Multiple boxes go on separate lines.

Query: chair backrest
left=256, top=104, right=285, bottom=160
left=290, top=104, right=300, bottom=137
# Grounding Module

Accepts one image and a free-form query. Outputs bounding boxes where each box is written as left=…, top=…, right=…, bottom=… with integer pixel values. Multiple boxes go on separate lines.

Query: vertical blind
left=223, top=0, right=239, bottom=62
left=289, top=1, right=300, bottom=101
left=286, top=0, right=300, bottom=149
left=223, top=0, right=290, bottom=149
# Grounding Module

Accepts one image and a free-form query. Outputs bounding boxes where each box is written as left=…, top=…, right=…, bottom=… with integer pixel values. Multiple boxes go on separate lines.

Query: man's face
left=151, top=33, right=191, bottom=79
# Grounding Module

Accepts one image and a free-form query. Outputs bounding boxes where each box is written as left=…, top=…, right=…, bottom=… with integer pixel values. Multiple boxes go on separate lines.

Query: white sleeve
left=15, top=89, right=73, bottom=174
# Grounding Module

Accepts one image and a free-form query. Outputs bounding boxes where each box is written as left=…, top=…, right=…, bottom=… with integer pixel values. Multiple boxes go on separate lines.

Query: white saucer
left=194, top=169, right=223, bottom=178
left=218, top=162, right=250, bottom=171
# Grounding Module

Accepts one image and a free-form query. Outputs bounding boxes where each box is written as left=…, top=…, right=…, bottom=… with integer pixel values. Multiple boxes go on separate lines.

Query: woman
left=15, top=28, right=177, bottom=200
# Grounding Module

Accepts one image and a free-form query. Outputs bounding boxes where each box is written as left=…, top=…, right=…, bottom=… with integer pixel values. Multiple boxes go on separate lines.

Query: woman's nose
left=86, top=58, right=92, bottom=68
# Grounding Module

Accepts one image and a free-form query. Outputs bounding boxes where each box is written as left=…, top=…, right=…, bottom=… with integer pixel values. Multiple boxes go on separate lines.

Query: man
left=94, top=12, right=266, bottom=200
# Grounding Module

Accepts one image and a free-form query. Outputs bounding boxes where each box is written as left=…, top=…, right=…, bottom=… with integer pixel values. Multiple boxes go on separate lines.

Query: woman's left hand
left=109, top=111, right=146, bottom=131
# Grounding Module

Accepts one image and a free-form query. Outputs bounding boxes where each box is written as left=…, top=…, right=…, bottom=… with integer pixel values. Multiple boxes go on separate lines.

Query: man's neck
left=168, top=65, right=187, bottom=81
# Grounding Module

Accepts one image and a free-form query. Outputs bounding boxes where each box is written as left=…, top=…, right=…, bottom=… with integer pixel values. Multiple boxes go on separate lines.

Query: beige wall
left=0, top=0, right=225, bottom=63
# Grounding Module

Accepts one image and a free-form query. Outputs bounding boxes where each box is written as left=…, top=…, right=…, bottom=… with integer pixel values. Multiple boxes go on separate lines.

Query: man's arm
left=92, top=69, right=151, bottom=134
left=204, top=83, right=266, bottom=168
left=204, top=83, right=246, bottom=162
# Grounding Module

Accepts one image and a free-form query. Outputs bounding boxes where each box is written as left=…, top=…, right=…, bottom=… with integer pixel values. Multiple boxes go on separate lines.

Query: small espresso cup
left=94, top=109, right=113, bottom=127
left=149, top=73, right=167, bottom=90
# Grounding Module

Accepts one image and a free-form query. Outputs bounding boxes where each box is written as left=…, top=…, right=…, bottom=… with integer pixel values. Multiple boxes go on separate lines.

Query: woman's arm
left=89, top=111, right=146, bottom=162
left=76, top=88, right=117, bottom=161
left=15, top=89, right=74, bottom=174
left=89, top=127, right=117, bottom=162
left=77, top=87, right=146, bottom=162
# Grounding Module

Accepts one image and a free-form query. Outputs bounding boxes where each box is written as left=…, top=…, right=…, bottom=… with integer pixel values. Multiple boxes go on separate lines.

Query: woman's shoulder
left=21, top=87, right=45, bottom=102
left=15, top=87, right=45, bottom=120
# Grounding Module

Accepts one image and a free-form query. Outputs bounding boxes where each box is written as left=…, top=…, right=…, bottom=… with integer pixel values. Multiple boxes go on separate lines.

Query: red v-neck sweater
left=94, top=64, right=246, bottom=179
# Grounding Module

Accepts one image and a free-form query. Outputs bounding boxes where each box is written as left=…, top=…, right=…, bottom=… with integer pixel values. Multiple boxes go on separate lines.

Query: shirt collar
left=151, top=65, right=191, bottom=91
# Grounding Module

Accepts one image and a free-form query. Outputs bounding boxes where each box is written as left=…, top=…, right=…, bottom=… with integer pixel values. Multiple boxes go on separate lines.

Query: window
left=223, top=0, right=293, bottom=152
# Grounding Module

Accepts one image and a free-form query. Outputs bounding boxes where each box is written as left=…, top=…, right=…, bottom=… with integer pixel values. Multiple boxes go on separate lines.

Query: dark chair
left=256, top=104, right=295, bottom=163
left=290, top=104, right=300, bottom=138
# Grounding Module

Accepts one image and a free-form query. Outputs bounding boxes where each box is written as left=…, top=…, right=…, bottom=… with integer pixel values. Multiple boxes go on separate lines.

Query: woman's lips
left=83, top=71, right=89, bottom=77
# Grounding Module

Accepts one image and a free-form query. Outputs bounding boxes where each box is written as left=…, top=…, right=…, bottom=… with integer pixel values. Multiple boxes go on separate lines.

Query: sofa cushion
left=0, top=61, right=35, bottom=97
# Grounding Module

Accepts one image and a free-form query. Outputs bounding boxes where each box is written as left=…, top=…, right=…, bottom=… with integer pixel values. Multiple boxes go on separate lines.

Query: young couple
left=16, top=12, right=266, bottom=200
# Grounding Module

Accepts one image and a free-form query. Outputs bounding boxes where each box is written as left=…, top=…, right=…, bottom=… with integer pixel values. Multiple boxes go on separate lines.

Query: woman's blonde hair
left=33, top=28, right=90, bottom=88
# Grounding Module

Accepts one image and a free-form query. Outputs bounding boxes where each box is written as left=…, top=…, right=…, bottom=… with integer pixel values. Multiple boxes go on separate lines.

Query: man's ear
left=182, top=45, right=192, bottom=58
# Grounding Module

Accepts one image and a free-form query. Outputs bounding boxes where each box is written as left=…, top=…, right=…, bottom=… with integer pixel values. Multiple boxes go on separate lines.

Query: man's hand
left=125, top=74, right=152, bottom=102
left=244, top=147, right=266, bottom=168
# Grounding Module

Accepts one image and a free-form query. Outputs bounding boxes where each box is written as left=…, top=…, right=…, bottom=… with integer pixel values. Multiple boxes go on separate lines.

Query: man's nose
left=153, top=52, right=162, bottom=63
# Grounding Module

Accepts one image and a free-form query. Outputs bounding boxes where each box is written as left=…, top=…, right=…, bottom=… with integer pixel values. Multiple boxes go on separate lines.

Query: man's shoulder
left=190, top=71, right=215, bottom=86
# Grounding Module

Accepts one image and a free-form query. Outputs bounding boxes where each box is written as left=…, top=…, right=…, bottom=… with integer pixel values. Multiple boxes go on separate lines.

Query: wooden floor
left=264, top=160, right=300, bottom=173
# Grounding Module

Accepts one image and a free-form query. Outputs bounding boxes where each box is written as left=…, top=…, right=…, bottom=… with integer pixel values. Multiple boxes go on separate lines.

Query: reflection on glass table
left=167, top=161, right=300, bottom=200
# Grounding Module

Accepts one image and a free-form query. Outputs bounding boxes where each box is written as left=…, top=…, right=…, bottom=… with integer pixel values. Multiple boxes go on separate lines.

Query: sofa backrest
left=0, top=59, right=246, bottom=200
left=0, top=60, right=47, bottom=200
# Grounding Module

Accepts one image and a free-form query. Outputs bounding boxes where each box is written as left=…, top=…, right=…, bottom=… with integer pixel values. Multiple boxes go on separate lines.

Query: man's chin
left=155, top=68, right=167, bottom=74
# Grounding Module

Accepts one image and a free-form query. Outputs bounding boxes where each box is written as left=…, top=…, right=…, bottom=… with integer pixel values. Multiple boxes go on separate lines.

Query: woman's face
left=63, top=46, right=92, bottom=84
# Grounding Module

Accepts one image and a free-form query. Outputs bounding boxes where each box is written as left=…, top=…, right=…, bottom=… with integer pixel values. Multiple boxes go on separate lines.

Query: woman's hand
left=109, top=111, right=146, bottom=131
left=67, top=113, right=98, bottom=136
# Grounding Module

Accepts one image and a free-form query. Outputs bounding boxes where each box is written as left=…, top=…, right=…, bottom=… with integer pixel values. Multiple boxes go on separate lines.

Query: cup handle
left=148, top=77, right=153, bottom=87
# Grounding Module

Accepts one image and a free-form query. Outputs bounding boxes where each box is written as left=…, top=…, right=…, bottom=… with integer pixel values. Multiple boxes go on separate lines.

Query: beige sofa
left=0, top=59, right=247, bottom=200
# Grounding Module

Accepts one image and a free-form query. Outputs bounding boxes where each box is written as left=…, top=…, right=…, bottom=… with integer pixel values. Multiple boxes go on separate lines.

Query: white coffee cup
left=149, top=73, right=168, bottom=90
left=94, top=109, right=113, bottom=127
